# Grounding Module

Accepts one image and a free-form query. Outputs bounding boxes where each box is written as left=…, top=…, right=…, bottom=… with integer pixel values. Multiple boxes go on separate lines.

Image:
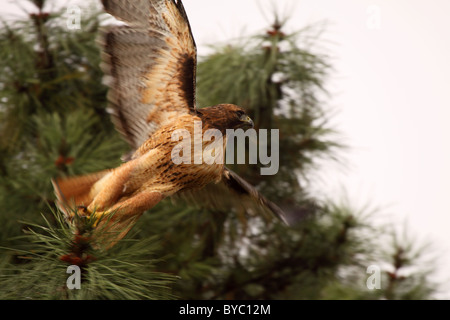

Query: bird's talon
left=87, top=211, right=104, bottom=228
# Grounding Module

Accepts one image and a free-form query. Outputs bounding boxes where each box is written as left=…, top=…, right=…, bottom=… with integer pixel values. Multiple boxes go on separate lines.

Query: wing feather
left=173, top=167, right=290, bottom=225
left=100, top=0, right=197, bottom=150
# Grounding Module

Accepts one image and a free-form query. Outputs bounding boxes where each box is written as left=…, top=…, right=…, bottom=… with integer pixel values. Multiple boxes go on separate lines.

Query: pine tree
left=0, top=1, right=439, bottom=300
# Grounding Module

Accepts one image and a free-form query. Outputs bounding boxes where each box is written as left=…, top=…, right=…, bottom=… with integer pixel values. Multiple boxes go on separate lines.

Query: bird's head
left=197, top=104, right=254, bottom=134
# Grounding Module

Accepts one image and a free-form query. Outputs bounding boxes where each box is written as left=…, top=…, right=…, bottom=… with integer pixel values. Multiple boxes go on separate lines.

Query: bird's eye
left=236, top=110, right=244, bottom=117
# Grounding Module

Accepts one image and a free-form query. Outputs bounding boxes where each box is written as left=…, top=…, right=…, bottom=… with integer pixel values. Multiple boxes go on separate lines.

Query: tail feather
left=52, top=170, right=112, bottom=215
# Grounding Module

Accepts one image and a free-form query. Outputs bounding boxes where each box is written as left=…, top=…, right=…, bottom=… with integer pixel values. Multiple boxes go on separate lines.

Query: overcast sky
left=3, top=0, right=450, bottom=298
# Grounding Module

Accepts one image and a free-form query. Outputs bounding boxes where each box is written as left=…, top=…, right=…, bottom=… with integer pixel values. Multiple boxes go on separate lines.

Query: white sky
left=3, top=0, right=450, bottom=298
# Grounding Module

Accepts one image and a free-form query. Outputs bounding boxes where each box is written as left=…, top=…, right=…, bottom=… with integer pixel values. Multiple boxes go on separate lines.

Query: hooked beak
left=239, top=114, right=254, bottom=129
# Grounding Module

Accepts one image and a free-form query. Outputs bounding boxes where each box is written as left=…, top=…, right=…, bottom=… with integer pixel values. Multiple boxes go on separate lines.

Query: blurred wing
left=100, top=0, right=197, bottom=150
left=173, top=167, right=290, bottom=225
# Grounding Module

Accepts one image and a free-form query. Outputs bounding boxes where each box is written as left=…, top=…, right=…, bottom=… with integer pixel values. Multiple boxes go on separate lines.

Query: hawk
left=52, top=0, right=288, bottom=248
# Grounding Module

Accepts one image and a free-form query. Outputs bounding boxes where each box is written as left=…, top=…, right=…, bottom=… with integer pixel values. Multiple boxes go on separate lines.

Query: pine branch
left=0, top=207, right=176, bottom=300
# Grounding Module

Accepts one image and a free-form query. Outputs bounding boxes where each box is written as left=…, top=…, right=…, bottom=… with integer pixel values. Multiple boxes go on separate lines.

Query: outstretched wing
left=100, top=0, right=197, bottom=150
left=174, top=167, right=291, bottom=225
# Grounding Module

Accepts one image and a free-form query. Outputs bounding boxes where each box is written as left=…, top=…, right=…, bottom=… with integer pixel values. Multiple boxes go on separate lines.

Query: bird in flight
left=52, top=0, right=288, bottom=249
